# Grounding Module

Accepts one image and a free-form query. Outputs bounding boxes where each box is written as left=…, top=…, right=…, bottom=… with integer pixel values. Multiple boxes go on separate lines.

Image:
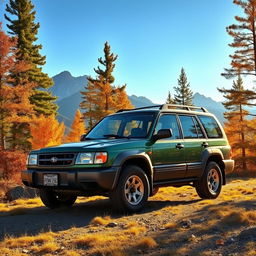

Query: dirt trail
left=0, top=178, right=255, bottom=256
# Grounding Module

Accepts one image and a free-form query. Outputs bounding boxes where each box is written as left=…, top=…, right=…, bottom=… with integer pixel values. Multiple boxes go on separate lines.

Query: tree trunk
left=239, top=104, right=247, bottom=171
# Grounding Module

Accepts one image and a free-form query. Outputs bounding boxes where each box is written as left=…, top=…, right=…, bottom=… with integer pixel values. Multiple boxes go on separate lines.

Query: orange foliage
left=65, top=109, right=86, bottom=143
left=29, top=115, right=65, bottom=150
left=0, top=150, right=27, bottom=182
left=0, top=24, right=35, bottom=150
left=114, top=86, right=133, bottom=110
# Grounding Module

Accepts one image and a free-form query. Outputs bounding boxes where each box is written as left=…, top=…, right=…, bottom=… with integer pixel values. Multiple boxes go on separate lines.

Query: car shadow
left=0, top=197, right=201, bottom=239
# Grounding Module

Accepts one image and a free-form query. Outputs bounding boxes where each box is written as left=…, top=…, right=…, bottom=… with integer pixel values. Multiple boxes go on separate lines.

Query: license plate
left=43, top=174, right=58, bottom=186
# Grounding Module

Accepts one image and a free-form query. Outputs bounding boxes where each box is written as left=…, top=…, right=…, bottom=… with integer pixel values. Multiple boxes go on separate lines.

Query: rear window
left=198, top=115, right=223, bottom=138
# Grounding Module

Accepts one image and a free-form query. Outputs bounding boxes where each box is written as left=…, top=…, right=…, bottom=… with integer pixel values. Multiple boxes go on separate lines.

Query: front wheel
left=110, top=165, right=149, bottom=212
left=195, top=161, right=223, bottom=199
left=39, top=189, right=77, bottom=209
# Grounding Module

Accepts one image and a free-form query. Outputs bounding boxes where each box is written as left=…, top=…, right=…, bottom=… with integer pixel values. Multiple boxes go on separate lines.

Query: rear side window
left=179, top=115, right=203, bottom=139
left=198, top=115, right=223, bottom=138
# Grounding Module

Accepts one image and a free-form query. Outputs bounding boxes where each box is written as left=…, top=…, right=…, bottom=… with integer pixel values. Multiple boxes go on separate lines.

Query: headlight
left=75, top=152, right=108, bottom=164
left=27, top=154, right=38, bottom=165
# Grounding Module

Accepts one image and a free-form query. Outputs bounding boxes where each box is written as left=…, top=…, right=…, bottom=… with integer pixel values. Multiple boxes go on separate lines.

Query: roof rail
left=161, top=104, right=208, bottom=112
left=116, top=104, right=208, bottom=113
left=116, top=105, right=162, bottom=113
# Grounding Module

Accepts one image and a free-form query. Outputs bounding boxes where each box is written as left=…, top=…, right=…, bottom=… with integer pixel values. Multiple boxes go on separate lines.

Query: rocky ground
left=0, top=178, right=255, bottom=256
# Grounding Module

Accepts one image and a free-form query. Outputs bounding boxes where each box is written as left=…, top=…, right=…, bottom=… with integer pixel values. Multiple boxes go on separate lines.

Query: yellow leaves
left=29, top=115, right=65, bottom=150
left=65, top=109, right=85, bottom=143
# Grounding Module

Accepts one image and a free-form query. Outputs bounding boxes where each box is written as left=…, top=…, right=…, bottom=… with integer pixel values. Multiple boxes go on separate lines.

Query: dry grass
left=136, top=237, right=157, bottom=249
left=164, top=222, right=177, bottom=230
left=1, top=178, right=255, bottom=256
left=1, top=231, right=56, bottom=249
left=91, top=216, right=111, bottom=225
left=31, top=241, right=59, bottom=253
left=222, top=210, right=256, bottom=226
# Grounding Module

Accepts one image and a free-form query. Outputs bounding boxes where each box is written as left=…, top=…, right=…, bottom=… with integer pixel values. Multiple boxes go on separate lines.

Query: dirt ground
left=0, top=178, right=255, bottom=256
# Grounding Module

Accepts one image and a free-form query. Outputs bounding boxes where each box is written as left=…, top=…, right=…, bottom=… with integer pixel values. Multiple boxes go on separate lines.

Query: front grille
left=38, top=153, right=76, bottom=166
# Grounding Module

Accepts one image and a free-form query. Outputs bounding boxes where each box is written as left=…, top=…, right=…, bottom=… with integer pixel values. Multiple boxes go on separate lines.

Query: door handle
left=176, top=143, right=184, bottom=149
left=201, top=142, right=209, bottom=148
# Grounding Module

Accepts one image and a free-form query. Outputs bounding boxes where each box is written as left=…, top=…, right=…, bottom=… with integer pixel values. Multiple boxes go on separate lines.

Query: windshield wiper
left=103, top=134, right=130, bottom=139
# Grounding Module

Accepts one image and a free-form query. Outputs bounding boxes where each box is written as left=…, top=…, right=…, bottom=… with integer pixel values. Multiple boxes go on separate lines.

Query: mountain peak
left=53, top=71, right=73, bottom=79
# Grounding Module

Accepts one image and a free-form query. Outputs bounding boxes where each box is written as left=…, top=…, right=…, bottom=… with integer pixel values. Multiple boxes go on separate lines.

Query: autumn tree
left=0, top=25, right=34, bottom=150
left=222, top=0, right=256, bottom=78
left=174, top=68, right=193, bottom=105
left=5, top=0, right=58, bottom=115
left=166, top=91, right=174, bottom=104
left=218, top=76, right=256, bottom=171
left=65, top=109, right=86, bottom=143
left=80, top=42, right=132, bottom=128
left=29, top=115, right=65, bottom=150
left=113, top=86, right=133, bottom=110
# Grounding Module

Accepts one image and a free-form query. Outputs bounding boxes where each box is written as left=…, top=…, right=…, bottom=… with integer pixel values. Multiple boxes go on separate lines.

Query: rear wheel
left=195, top=161, right=222, bottom=199
left=39, top=189, right=77, bottom=209
left=110, top=165, right=149, bottom=212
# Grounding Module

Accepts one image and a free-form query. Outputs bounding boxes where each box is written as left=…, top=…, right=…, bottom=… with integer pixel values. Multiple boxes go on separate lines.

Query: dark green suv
left=22, top=105, right=234, bottom=212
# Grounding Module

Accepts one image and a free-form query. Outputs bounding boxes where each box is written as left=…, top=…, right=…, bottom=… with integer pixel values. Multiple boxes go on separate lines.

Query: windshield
left=85, top=112, right=156, bottom=139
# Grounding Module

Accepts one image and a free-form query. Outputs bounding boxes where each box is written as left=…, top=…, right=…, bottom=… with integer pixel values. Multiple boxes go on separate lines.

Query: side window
left=198, top=115, right=223, bottom=138
left=154, top=114, right=180, bottom=139
left=179, top=115, right=198, bottom=138
left=193, top=117, right=205, bottom=138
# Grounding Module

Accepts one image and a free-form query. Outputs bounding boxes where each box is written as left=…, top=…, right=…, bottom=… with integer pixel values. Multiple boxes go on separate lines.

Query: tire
left=150, top=187, right=159, bottom=197
left=110, top=165, right=150, bottom=212
left=195, top=161, right=223, bottom=199
left=39, top=189, right=77, bottom=209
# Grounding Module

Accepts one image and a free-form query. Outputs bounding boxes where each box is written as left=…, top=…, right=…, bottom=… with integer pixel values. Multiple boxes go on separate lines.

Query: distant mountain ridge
left=52, top=71, right=225, bottom=127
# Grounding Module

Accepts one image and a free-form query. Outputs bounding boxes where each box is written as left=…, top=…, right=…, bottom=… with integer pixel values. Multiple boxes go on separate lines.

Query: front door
left=152, top=114, right=186, bottom=181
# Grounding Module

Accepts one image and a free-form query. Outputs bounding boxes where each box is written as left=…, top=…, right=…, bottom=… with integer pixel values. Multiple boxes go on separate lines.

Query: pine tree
left=166, top=91, right=174, bottom=104
left=222, top=0, right=256, bottom=78
left=80, top=42, right=132, bottom=128
left=29, top=115, right=65, bottom=149
left=5, top=0, right=58, bottom=115
left=173, top=68, right=193, bottom=105
left=65, top=109, right=86, bottom=143
left=0, top=25, right=34, bottom=150
left=218, top=76, right=256, bottom=171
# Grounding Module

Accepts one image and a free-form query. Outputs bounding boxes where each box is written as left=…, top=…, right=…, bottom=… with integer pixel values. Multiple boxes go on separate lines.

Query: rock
left=6, top=186, right=38, bottom=201
left=106, top=222, right=118, bottom=228
left=22, top=249, right=29, bottom=253
left=180, top=219, right=192, bottom=229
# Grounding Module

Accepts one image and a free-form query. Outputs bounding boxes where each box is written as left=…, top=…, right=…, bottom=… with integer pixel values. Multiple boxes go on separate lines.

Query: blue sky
left=0, top=0, right=252, bottom=103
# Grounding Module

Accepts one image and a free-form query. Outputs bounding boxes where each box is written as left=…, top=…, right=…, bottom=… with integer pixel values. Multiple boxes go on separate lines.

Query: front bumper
left=223, top=159, right=235, bottom=174
left=21, top=167, right=119, bottom=191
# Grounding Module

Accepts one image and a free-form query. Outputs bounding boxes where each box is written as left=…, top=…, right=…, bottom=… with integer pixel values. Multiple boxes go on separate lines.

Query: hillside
left=52, top=72, right=226, bottom=127
left=0, top=179, right=255, bottom=256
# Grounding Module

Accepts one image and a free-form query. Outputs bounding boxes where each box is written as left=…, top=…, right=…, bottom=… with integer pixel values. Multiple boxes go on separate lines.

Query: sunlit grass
left=0, top=178, right=255, bottom=255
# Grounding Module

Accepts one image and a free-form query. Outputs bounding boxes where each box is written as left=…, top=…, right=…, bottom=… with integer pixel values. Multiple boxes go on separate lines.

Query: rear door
left=178, top=115, right=207, bottom=178
left=152, top=114, right=186, bottom=181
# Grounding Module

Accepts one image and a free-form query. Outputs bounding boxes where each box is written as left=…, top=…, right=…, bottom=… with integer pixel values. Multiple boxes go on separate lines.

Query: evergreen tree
left=173, top=68, right=193, bottom=105
left=218, top=76, right=256, bottom=171
left=222, top=0, right=256, bottom=78
left=80, top=42, right=132, bottom=128
left=166, top=91, right=174, bottom=104
left=5, top=0, right=58, bottom=115
left=65, top=110, right=86, bottom=143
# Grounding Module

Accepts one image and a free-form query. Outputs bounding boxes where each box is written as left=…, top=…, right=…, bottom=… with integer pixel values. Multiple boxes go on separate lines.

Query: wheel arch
left=203, top=152, right=226, bottom=185
left=112, top=152, right=154, bottom=195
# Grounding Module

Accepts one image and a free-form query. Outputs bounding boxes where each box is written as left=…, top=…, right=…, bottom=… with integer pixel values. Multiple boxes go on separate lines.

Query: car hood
left=32, top=138, right=147, bottom=153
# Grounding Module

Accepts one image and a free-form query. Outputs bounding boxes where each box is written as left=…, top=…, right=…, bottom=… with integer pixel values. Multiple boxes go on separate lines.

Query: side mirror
left=80, top=134, right=87, bottom=141
left=152, top=129, right=173, bottom=142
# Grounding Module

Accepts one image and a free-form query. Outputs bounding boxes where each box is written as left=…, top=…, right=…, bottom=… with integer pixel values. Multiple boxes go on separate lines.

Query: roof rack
left=116, top=104, right=208, bottom=113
